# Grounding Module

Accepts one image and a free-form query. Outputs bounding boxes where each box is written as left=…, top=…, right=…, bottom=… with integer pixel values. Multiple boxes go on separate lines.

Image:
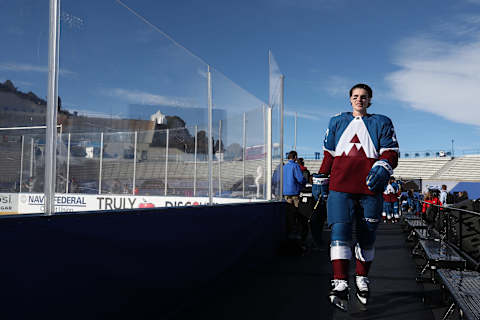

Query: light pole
left=451, top=139, right=454, bottom=157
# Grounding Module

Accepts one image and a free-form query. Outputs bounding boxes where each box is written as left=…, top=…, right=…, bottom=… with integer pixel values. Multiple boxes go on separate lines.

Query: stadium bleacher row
left=2, top=152, right=480, bottom=194
left=305, top=156, right=480, bottom=181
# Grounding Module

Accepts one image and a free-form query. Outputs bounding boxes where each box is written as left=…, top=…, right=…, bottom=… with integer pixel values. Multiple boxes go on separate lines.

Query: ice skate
left=329, top=279, right=349, bottom=311
left=355, top=275, right=370, bottom=305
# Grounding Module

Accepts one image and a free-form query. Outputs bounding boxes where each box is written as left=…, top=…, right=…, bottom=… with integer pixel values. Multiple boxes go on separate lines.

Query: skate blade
left=329, top=295, right=348, bottom=312
left=356, top=293, right=368, bottom=305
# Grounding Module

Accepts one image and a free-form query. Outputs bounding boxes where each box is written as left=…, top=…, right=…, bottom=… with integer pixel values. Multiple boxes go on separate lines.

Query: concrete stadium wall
left=0, top=202, right=286, bottom=319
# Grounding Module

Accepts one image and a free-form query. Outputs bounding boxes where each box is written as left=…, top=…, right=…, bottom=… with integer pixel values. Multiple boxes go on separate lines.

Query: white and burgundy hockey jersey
left=319, top=112, right=399, bottom=195
left=383, top=182, right=400, bottom=203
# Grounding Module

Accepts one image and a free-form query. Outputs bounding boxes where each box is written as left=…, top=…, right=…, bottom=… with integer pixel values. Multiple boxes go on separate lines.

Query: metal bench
left=407, top=219, right=428, bottom=229
left=437, top=269, right=480, bottom=320
left=411, top=228, right=439, bottom=256
left=403, top=213, right=422, bottom=220
left=406, top=220, right=429, bottom=241
left=416, top=239, right=466, bottom=283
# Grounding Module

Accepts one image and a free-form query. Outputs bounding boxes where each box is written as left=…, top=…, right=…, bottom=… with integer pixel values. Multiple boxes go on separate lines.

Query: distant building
left=150, top=110, right=166, bottom=125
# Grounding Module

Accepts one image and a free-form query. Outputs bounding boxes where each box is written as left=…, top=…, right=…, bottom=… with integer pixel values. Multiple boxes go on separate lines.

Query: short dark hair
left=350, top=83, right=372, bottom=98
left=288, top=150, right=297, bottom=160
left=350, top=83, right=373, bottom=107
left=297, top=157, right=304, bottom=165
left=442, top=184, right=447, bottom=190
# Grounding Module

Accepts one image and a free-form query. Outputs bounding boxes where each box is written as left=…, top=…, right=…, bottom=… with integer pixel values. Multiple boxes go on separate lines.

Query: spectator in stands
left=382, top=176, right=400, bottom=223
left=123, top=184, right=130, bottom=194
left=297, top=157, right=311, bottom=183
left=399, top=191, right=409, bottom=214
left=406, top=189, right=417, bottom=213
left=422, top=190, right=442, bottom=225
left=283, top=150, right=306, bottom=241
left=111, top=179, right=122, bottom=194
left=69, top=178, right=79, bottom=193
left=23, top=177, right=36, bottom=193
left=456, top=190, right=469, bottom=203
left=439, top=185, right=448, bottom=205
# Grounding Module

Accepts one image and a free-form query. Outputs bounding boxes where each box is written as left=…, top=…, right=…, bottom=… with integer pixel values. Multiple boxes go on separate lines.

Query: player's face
left=350, top=88, right=370, bottom=116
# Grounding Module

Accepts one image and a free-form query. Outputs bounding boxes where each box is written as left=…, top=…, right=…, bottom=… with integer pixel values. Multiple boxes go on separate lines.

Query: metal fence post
left=44, top=0, right=61, bottom=215
left=266, top=107, right=272, bottom=200
left=294, top=112, right=297, bottom=151
left=19, top=135, right=24, bottom=193
left=165, top=129, right=169, bottom=196
left=242, top=112, right=246, bottom=198
left=98, top=132, right=104, bottom=194
left=218, top=119, right=222, bottom=196
left=133, top=131, right=137, bottom=195
left=30, top=138, right=34, bottom=178
left=207, top=66, right=213, bottom=205
left=66, top=133, right=71, bottom=193
left=279, top=75, right=285, bottom=199
left=194, top=125, right=197, bottom=197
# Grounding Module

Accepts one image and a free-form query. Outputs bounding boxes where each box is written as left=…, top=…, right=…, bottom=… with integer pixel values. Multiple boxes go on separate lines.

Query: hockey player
left=383, top=176, right=400, bottom=223
left=318, top=83, right=399, bottom=310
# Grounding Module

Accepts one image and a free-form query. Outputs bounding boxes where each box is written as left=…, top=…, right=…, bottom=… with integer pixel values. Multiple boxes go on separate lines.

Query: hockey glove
left=312, top=173, right=329, bottom=201
left=366, top=160, right=393, bottom=193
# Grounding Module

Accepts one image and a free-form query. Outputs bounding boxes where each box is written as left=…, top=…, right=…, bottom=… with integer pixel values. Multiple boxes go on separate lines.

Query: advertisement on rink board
left=0, top=193, right=18, bottom=215
left=0, top=193, right=258, bottom=214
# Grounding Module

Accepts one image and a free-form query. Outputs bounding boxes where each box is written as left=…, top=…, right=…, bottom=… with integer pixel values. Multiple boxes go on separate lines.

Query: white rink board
left=0, top=193, right=263, bottom=215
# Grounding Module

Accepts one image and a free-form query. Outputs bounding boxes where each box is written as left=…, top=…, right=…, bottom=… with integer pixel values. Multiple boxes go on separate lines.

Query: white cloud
left=61, top=11, right=85, bottom=30
left=285, top=110, right=323, bottom=121
left=0, top=63, right=48, bottom=73
left=0, top=62, right=75, bottom=76
left=385, top=18, right=480, bottom=126
left=197, top=67, right=207, bottom=79
left=323, top=75, right=351, bottom=97
left=7, top=26, right=24, bottom=36
left=105, top=88, right=198, bottom=108
left=71, top=109, right=122, bottom=119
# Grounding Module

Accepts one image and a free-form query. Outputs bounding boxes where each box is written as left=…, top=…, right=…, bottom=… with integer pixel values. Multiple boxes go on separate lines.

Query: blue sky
left=2, top=0, right=480, bottom=158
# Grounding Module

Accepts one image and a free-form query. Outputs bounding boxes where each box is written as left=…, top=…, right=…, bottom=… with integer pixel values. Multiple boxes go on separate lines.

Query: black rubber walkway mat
left=170, top=224, right=435, bottom=320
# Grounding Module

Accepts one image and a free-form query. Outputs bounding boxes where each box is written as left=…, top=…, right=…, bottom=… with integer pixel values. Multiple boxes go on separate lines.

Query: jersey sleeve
left=378, top=117, right=399, bottom=169
left=319, top=117, right=336, bottom=175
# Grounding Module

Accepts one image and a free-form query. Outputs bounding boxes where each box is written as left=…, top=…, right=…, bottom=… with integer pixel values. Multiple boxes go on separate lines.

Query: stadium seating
left=4, top=148, right=480, bottom=195
left=306, top=156, right=480, bottom=181
left=433, top=155, right=480, bottom=180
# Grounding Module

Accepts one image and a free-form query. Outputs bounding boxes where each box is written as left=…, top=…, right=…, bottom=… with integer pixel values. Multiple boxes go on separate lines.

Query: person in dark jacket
left=283, top=150, right=307, bottom=239
left=297, top=157, right=311, bottom=184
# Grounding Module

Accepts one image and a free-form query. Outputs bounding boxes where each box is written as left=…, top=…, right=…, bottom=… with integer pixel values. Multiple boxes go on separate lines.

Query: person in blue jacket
left=283, top=150, right=307, bottom=239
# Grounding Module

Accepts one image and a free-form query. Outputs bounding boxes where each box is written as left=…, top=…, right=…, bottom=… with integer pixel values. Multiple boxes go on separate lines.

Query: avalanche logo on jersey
left=335, top=117, right=379, bottom=159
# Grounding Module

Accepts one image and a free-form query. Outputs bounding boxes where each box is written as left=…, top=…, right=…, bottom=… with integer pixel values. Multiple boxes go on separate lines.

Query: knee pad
left=330, top=222, right=352, bottom=243
left=363, top=217, right=380, bottom=233
left=357, top=217, right=378, bottom=248
left=355, top=243, right=375, bottom=262
left=330, top=223, right=353, bottom=260
left=330, top=240, right=352, bottom=260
